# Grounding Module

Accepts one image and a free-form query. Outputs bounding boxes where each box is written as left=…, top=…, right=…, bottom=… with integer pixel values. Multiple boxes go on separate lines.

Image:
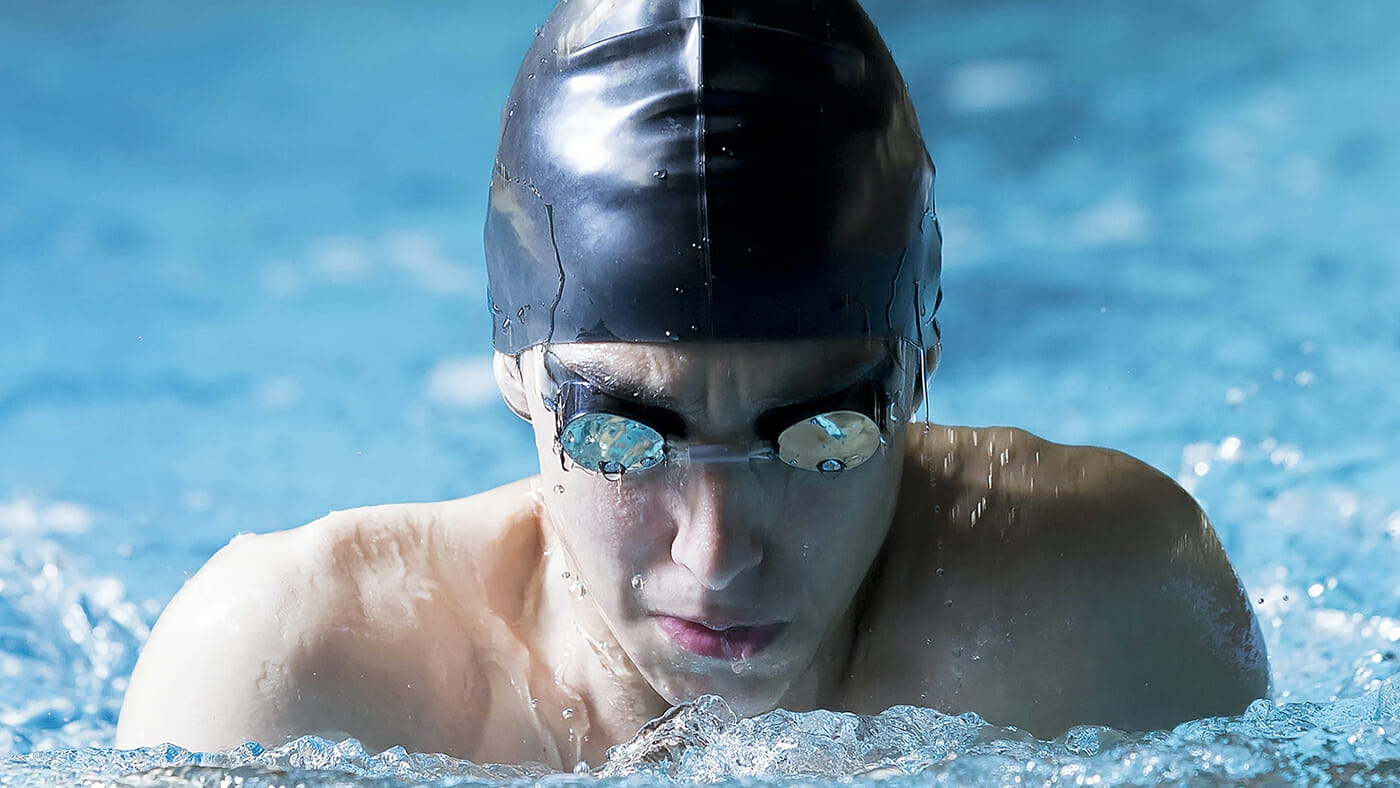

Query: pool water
left=3, top=0, right=1399, bottom=784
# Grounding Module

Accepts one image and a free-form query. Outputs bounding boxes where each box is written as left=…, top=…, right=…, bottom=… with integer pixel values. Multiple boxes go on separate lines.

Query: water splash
left=4, top=689, right=1400, bottom=786
left=0, top=536, right=151, bottom=756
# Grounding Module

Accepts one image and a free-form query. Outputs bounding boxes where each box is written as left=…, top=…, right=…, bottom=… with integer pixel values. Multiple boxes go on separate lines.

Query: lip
left=655, top=615, right=786, bottom=660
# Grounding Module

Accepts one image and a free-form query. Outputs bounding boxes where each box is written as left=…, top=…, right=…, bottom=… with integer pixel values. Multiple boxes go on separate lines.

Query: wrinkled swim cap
left=485, top=0, right=941, bottom=354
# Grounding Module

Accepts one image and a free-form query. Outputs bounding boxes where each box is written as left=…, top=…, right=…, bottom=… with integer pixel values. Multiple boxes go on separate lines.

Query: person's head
left=487, top=0, right=940, bottom=712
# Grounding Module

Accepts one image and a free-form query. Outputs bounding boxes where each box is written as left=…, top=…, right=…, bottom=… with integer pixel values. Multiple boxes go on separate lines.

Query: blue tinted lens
left=559, top=412, right=666, bottom=473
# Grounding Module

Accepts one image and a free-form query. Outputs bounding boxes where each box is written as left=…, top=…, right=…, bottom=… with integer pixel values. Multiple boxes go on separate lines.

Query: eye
left=559, top=412, right=666, bottom=473
left=775, top=410, right=882, bottom=473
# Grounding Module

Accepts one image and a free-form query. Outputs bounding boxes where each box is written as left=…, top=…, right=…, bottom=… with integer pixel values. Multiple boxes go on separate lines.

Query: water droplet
left=944, top=599, right=954, bottom=608
left=652, top=169, right=668, bottom=179
left=562, top=570, right=571, bottom=580
left=530, top=697, right=539, bottom=708
left=600, top=460, right=624, bottom=482
left=935, top=567, right=945, bottom=577
left=562, top=708, right=575, bottom=719
left=553, top=484, right=565, bottom=495
left=630, top=574, right=646, bottom=590
left=730, top=659, right=749, bottom=675
left=817, top=458, right=845, bottom=475
left=573, top=760, right=589, bottom=774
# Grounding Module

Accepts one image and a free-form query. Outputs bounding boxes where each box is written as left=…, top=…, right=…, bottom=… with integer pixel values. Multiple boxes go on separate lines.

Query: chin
left=638, top=645, right=805, bottom=716
left=651, top=671, right=792, bottom=717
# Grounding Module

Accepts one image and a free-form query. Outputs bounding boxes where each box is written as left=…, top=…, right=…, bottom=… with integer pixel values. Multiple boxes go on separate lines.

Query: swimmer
left=115, top=0, right=1268, bottom=769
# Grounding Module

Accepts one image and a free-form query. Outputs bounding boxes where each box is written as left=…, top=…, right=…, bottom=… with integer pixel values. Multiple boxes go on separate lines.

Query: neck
left=533, top=527, right=671, bottom=766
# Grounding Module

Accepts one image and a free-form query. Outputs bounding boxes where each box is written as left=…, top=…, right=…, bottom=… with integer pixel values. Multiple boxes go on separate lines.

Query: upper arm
left=877, top=427, right=1268, bottom=734
left=1020, top=444, right=1270, bottom=731
left=117, top=504, right=497, bottom=753
left=115, top=530, right=317, bottom=751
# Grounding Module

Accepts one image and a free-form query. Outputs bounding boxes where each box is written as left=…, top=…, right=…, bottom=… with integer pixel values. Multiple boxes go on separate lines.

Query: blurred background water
left=2, top=0, right=1398, bottom=784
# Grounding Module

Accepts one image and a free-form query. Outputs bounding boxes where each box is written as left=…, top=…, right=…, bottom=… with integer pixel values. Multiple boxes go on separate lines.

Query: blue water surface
left=2, top=0, right=1399, bottom=785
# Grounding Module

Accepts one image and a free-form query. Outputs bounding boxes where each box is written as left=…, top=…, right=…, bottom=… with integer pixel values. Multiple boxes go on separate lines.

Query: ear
left=493, top=351, right=533, bottom=422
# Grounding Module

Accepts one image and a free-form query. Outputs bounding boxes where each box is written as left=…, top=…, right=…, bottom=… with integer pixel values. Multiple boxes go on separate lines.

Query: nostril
left=669, top=465, right=764, bottom=589
left=669, top=511, right=763, bottom=591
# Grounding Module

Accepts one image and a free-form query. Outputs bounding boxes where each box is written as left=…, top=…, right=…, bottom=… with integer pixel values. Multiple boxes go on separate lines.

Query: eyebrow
left=555, top=351, right=891, bottom=415
left=558, top=358, right=680, bottom=407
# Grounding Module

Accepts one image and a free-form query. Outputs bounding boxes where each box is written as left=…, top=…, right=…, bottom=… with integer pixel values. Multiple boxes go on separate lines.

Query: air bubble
left=562, top=708, right=575, bottom=719
left=818, top=458, right=846, bottom=474
left=631, top=574, right=646, bottom=590
left=553, top=484, right=565, bottom=494
left=653, top=169, right=668, bottom=179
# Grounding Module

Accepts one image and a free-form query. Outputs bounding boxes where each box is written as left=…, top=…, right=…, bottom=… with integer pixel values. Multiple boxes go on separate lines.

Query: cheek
left=766, top=455, right=902, bottom=558
left=539, top=468, right=676, bottom=574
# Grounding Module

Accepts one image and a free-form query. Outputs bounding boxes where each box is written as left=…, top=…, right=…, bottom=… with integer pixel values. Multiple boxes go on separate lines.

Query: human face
left=516, top=340, right=915, bottom=714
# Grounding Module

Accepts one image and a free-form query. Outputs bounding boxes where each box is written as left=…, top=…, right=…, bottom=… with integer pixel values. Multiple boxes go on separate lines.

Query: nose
left=669, top=464, right=764, bottom=590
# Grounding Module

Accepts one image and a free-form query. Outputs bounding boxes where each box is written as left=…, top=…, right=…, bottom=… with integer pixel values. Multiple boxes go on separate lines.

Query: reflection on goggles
left=559, top=412, right=667, bottom=474
left=558, top=409, right=883, bottom=475
left=539, top=351, right=895, bottom=477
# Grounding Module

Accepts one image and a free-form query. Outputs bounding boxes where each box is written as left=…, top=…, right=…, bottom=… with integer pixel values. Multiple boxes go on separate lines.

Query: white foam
left=383, top=232, right=473, bottom=294
left=310, top=236, right=372, bottom=282
left=423, top=357, right=499, bottom=409
left=0, top=497, right=93, bottom=534
left=255, top=377, right=303, bottom=409
left=1069, top=198, right=1149, bottom=247
left=945, top=60, right=1047, bottom=114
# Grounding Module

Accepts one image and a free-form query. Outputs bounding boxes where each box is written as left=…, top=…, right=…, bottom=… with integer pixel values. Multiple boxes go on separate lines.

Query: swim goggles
left=534, top=350, right=896, bottom=476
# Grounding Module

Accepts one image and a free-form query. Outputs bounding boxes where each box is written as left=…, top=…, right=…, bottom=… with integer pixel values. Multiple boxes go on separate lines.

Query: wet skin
left=116, top=342, right=1269, bottom=768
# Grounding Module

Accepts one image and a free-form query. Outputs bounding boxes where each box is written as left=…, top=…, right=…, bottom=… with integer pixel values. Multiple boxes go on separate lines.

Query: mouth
left=655, top=615, right=786, bottom=660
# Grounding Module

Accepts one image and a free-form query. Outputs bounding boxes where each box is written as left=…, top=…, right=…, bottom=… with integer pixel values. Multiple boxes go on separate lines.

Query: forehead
left=544, top=340, right=889, bottom=403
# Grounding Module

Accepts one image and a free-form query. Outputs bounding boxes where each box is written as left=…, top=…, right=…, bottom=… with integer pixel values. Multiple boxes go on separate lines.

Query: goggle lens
left=775, top=410, right=882, bottom=472
left=559, top=412, right=666, bottom=474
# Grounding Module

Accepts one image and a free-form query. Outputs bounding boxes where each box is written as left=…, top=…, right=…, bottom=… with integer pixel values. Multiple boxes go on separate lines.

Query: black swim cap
left=485, top=0, right=941, bottom=354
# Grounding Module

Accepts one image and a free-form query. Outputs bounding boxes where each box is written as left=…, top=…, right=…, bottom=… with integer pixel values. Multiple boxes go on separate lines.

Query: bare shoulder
left=903, top=424, right=1203, bottom=536
left=847, top=425, right=1269, bottom=735
left=116, top=478, right=548, bottom=754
